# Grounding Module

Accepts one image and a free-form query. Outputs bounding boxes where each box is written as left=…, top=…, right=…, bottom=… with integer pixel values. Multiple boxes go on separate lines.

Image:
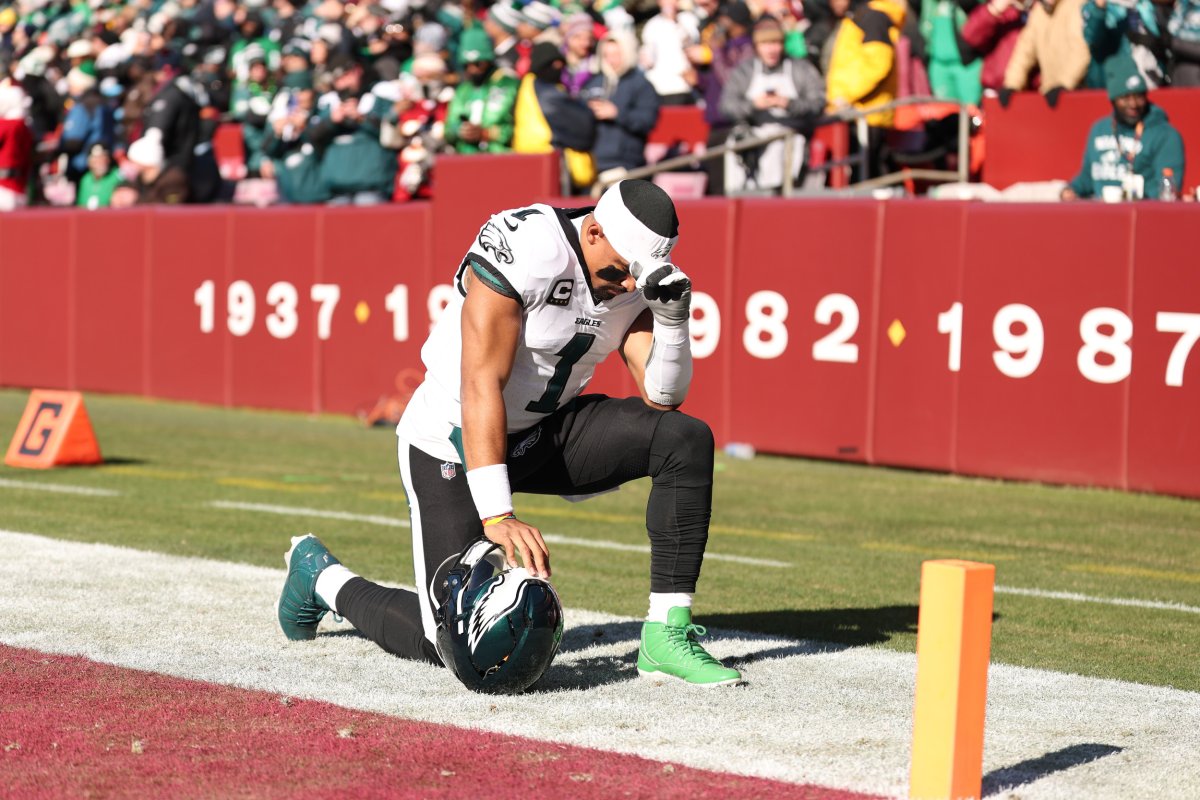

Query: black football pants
left=335, top=394, right=715, bottom=665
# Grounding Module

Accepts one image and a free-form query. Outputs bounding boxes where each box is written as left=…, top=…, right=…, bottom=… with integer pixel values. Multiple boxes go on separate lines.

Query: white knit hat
left=0, top=81, right=28, bottom=120
left=66, top=39, right=93, bottom=60
left=127, top=130, right=165, bottom=169
left=66, top=66, right=98, bottom=95
left=518, top=1, right=561, bottom=29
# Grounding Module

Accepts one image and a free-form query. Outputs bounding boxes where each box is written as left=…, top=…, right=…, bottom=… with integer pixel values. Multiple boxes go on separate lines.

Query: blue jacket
left=62, top=100, right=115, bottom=173
left=581, top=68, right=661, bottom=173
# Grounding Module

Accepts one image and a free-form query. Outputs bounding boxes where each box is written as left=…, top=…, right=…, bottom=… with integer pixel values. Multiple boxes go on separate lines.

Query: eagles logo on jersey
left=477, top=220, right=514, bottom=265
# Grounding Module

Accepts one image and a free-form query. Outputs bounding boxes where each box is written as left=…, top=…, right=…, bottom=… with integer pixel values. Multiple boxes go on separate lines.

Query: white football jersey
left=397, top=204, right=649, bottom=464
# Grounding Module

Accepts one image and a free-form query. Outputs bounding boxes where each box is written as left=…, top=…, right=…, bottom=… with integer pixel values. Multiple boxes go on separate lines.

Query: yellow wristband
left=482, top=513, right=516, bottom=527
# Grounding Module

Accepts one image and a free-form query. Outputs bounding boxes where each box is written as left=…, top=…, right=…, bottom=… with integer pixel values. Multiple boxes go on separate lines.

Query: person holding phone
left=445, top=27, right=520, bottom=154
left=720, top=16, right=824, bottom=192
left=581, top=30, right=661, bottom=176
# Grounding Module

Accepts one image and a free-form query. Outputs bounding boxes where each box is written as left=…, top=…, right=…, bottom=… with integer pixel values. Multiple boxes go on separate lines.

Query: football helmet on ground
left=433, top=538, right=564, bottom=694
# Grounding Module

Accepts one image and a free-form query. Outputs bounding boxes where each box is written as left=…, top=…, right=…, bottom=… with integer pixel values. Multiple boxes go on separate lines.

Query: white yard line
left=996, top=585, right=1200, bottom=615
left=209, top=500, right=408, bottom=528
left=207, top=500, right=791, bottom=569
left=0, top=530, right=1197, bottom=800
left=0, top=478, right=119, bottom=497
left=540, top=532, right=792, bottom=568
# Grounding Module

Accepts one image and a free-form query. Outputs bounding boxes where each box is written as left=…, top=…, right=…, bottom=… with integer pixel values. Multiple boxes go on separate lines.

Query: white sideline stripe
left=541, top=533, right=792, bottom=568
left=209, top=501, right=408, bottom=528
left=996, top=585, right=1200, bottom=615
left=207, top=500, right=791, bottom=569
left=0, top=478, right=119, bottom=497
left=1, top=529, right=1199, bottom=800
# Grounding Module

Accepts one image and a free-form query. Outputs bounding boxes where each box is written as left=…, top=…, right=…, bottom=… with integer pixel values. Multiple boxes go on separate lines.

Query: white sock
left=315, top=564, right=357, bottom=614
left=647, top=592, right=693, bottom=624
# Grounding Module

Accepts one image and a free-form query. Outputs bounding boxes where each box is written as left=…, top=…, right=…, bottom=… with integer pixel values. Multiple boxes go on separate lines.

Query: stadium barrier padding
left=981, top=88, right=1200, bottom=191
left=2, top=159, right=1198, bottom=497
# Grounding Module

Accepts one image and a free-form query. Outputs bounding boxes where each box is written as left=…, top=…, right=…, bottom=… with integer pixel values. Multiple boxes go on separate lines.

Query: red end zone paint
left=0, top=646, right=880, bottom=800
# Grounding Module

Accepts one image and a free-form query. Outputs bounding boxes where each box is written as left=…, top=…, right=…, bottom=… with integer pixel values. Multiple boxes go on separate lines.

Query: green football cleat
left=278, top=534, right=341, bottom=641
left=637, top=607, right=742, bottom=687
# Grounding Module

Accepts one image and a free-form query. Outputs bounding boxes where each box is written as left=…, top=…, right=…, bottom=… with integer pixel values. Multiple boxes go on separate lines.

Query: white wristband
left=466, top=463, right=514, bottom=520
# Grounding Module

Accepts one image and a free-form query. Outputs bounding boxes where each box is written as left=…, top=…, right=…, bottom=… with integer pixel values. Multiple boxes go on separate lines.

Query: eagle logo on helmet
left=434, top=538, right=564, bottom=694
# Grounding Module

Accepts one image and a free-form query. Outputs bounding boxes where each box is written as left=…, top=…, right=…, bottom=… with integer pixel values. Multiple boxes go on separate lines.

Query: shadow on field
left=702, top=606, right=921, bottom=648
left=540, top=621, right=643, bottom=691
left=982, top=743, right=1123, bottom=796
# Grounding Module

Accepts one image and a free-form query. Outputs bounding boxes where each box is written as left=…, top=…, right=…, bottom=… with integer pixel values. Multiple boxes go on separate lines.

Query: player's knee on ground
left=649, top=411, right=715, bottom=482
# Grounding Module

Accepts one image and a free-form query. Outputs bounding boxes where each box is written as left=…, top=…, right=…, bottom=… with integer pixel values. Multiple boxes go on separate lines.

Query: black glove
left=637, top=264, right=692, bottom=328
left=998, top=88, right=1014, bottom=108
left=1044, top=87, right=1062, bottom=109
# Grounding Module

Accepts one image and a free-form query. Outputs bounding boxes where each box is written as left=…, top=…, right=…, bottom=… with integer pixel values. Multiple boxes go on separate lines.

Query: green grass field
left=2, top=388, right=1198, bottom=691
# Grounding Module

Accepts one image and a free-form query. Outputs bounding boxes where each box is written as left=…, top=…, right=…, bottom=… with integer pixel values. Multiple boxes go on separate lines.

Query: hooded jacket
left=1068, top=104, right=1185, bottom=199
left=825, top=0, right=906, bottom=127
left=581, top=32, right=661, bottom=172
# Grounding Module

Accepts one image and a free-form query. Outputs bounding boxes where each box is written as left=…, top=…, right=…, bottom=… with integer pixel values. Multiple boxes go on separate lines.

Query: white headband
left=593, top=181, right=677, bottom=278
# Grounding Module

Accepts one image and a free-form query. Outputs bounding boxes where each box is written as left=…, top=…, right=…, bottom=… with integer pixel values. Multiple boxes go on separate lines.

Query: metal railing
left=590, top=95, right=971, bottom=198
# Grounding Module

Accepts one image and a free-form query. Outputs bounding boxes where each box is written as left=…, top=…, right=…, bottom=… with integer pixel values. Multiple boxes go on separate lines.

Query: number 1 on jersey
left=525, top=333, right=596, bottom=413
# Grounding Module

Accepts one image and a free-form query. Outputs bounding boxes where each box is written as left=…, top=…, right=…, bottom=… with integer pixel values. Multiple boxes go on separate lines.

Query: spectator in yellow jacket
left=826, top=0, right=906, bottom=178
left=826, top=0, right=906, bottom=126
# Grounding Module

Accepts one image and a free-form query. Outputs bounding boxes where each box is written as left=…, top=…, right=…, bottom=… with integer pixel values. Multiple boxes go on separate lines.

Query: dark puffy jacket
left=581, top=67, right=661, bottom=173
left=309, top=90, right=397, bottom=197
left=142, top=76, right=202, bottom=173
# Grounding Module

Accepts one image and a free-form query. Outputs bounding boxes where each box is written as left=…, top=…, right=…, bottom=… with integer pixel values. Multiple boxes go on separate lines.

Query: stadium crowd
left=0, top=0, right=1194, bottom=207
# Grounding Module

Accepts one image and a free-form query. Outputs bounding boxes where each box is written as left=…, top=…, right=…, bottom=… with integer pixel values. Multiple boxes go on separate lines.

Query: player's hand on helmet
left=637, top=263, right=691, bottom=328
left=484, top=516, right=551, bottom=578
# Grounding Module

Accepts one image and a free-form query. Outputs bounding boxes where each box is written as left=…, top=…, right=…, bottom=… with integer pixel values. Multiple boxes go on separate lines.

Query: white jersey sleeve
left=455, top=207, right=572, bottom=310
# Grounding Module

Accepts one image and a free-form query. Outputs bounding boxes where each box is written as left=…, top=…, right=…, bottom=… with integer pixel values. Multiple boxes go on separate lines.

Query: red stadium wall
left=2, top=180, right=1198, bottom=498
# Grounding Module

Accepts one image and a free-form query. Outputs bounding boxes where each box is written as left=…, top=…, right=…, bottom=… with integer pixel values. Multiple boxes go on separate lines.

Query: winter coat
left=719, top=57, right=826, bottom=131
left=309, top=91, right=397, bottom=198
left=62, top=98, right=116, bottom=175
left=640, top=11, right=701, bottom=98
left=445, top=69, right=520, bottom=154
left=143, top=77, right=202, bottom=173
left=135, top=166, right=190, bottom=205
left=231, top=82, right=274, bottom=173
left=699, top=34, right=755, bottom=126
left=1170, top=0, right=1200, bottom=85
left=0, top=117, right=32, bottom=195
left=581, top=60, right=661, bottom=172
left=921, top=0, right=983, bottom=104
left=76, top=169, right=122, bottom=210
left=1082, top=0, right=1171, bottom=89
left=1003, top=0, right=1091, bottom=93
left=513, top=75, right=596, bottom=153
left=826, top=0, right=907, bottom=127
left=264, top=128, right=330, bottom=205
left=1068, top=104, right=1185, bottom=199
left=961, top=2, right=1025, bottom=92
